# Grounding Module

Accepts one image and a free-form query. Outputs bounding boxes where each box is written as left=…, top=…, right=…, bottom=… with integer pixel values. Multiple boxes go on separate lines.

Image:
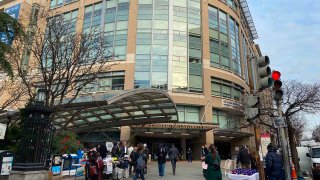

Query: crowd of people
left=85, top=142, right=185, bottom=180
left=85, top=141, right=150, bottom=180
left=85, top=141, right=284, bottom=180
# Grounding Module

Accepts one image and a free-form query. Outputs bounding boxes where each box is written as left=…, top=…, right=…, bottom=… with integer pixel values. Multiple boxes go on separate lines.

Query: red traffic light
left=272, top=71, right=281, bottom=81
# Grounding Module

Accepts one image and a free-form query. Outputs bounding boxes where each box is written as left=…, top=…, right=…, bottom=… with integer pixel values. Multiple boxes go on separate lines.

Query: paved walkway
left=62, top=161, right=228, bottom=180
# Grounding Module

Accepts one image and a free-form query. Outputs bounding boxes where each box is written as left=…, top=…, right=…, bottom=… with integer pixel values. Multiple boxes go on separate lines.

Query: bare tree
left=312, top=125, right=320, bottom=142
left=8, top=8, right=116, bottom=109
left=0, top=77, right=28, bottom=111
left=280, top=80, right=320, bottom=173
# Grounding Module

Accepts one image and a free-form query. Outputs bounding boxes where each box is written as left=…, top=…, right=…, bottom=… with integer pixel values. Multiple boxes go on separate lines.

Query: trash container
left=0, top=150, right=14, bottom=176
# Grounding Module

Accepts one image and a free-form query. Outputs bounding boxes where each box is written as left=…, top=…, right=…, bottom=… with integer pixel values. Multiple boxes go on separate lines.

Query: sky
left=246, top=0, right=320, bottom=134
left=247, top=0, right=320, bottom=83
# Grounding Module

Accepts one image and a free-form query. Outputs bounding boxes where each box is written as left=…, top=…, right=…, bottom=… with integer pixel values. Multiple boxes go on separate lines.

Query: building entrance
left=135, top=136, right=182, bottom=160
left=215, top=141, right=231, bottom=160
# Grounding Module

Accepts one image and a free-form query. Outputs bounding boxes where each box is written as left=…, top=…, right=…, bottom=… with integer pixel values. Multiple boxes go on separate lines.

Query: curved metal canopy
left=51, top=89, right=178, bottom=133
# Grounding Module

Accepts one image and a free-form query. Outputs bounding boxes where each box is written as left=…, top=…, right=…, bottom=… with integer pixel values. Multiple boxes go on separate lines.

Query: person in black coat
left=156, top=144, right=167, bottom=178
left=266, top=144, right=284, bottom=180
left=237, top=145, right=251, bottom=169
left=187, top=148, right=193, bottom=164
left=98, top=143, right=107, bottom=159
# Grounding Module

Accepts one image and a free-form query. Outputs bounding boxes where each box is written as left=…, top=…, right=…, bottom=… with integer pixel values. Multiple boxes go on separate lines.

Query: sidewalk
left=61, top=161, right=229, bottom=180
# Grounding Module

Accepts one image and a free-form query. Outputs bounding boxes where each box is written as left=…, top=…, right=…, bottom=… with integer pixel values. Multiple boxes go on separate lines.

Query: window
left=76, top=71, right=125, bottom=93
left=211, top=78, right=244, bottom=101
left=212, top=109, right=228, bottom=128
left=50, top=0, right=78, bottom=9
left=177, top=106, right=200, bottom=123
left=242, top=33, right=249, bottom=83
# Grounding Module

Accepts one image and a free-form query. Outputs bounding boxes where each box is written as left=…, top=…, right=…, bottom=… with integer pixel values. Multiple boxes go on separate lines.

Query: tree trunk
left=288, top=124, right=301, bottom=173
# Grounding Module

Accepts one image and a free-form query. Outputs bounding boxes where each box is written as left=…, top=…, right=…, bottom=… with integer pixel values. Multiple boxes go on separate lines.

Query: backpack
left=137, top=154, right=146, bottom=170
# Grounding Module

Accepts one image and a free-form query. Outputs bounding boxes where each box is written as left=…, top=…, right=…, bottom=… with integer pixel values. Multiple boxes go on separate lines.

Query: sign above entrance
left=131, top=123, right=217, bottom=130
left=222, top=99, right=242, bottom=109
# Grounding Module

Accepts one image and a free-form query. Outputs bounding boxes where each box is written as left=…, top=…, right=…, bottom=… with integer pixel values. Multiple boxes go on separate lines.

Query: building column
left=181, top=138, right=186, bottom=160
left=120, top=126, right=131, bottom=143
left=192, top=129, right=214, bottom=160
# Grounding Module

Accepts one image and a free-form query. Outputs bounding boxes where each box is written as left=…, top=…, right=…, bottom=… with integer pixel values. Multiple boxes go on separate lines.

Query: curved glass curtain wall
left=83, top=0, right=130, bottom=60
left=134, top=0, right=202, bottom=92
left=135, top=0, right=169, bottom=90
left=208, top=6, right=242, bottom=77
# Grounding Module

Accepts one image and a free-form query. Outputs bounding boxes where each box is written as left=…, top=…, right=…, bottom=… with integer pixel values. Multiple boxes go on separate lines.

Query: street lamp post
left=9, top=88, right=55, bottom=180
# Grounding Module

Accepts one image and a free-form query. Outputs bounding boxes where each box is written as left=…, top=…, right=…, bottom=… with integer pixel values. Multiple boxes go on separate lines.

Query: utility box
left=62, top=154, right=79, bottom=176
left=0, top=150, right=14, bottom=176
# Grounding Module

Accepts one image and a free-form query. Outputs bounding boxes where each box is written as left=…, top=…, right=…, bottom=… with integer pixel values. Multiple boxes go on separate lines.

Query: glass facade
left=83, top=0, right=129, bottom=60
left=135, top=0, right=169, bottom=89
left=242, top=33, right=249, bottom=84
left=208, top=6, right=242, bottom=77
left=135, top=0, right=203, bottom=92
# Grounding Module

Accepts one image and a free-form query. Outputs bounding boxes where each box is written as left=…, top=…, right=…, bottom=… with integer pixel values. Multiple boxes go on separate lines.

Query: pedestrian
left=87, top=144, right=102, bottom=180
left=205, top=144, right=222, bottom=180
left=98, top=143, right=107, bottom=159
left=111, top=142, right=119, bottom=158
left=266, top=144, right=284, bottom=180
left=133, top=143, right=146, bottom=180
left=129, top=147, right=137, bottom=176
left=128, top=145, right=134, bottom=158
left=201, top=145, right=208, bottom=160
left=143, top=143, right=150, bottom=174
left=157, top=144, right=167, bottom=178
left=237, top=145, right=251, bottom=169
left=168, top=143, right=179, bottom=175
left=121, top=141, right=128, bottom=155
left=187, top=148, right=192, bottom=164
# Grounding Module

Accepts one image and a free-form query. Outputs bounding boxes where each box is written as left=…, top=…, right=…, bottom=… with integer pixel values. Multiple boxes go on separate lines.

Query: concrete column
left=192, top=130, right=214, bottom=160
left=205, top=129, right=214, bottom=146
left=181, top=138, right=186, bottom=160
left=120, top=126, right=131, bottom=143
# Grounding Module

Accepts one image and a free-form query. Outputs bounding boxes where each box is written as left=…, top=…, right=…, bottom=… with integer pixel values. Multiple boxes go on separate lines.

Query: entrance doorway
left=135, top=137, right=181, bottom=159
left=215, top=141, right=231, bottom=160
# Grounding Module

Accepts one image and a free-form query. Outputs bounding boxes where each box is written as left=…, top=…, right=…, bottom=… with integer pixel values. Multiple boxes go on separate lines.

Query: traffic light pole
left=253, top=123, right=265, bottom=180
left=276, top=100, right=291, bottom=180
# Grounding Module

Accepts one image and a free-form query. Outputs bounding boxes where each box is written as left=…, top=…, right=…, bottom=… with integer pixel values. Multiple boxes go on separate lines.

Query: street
left=62, top=161, right=229, bottom=180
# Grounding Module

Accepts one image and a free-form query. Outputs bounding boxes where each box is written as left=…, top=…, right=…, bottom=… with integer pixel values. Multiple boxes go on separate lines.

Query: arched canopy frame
left=51, top=89, right=178, bottom=133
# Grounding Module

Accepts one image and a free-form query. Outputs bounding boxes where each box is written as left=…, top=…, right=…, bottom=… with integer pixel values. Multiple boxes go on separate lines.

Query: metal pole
left=254, top=123, right=265, bottom=180
left=277, top=100, right=291, bottom=180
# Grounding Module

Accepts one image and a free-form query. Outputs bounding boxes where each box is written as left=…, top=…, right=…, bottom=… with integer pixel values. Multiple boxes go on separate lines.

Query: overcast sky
left=246, top=0, right=320, bottom=133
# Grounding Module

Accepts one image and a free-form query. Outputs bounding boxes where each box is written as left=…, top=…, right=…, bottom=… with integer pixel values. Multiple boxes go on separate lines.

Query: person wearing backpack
left=205, top=144, right=222, bottom=180
left=265, top=144, right=284, bottom=180
left=133, top=143, right=146, bottom=180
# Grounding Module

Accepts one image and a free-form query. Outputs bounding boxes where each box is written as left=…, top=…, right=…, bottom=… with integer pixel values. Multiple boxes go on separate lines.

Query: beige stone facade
left=1, top=0, right=263, bottom=159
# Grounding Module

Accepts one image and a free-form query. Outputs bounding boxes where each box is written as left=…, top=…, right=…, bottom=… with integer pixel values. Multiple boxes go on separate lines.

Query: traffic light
left=272, top=70, right=283, bottom=101
left=245, top=94, right=260, bottom=122
left=257, top=56, right=272, bottom=90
